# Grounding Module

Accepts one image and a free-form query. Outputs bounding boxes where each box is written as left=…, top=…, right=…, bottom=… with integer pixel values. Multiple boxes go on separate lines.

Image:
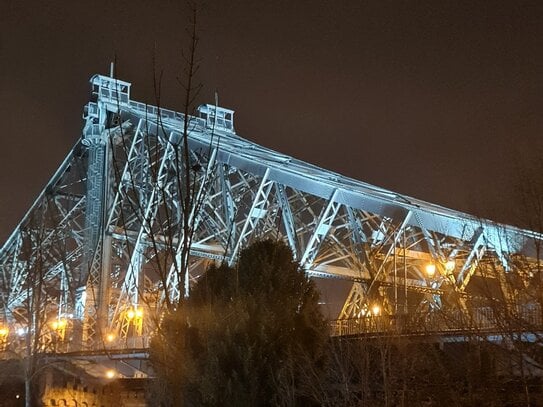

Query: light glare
left=425, top=264, right=436, bottom=278
left=371, top=305, right=381, bottom=316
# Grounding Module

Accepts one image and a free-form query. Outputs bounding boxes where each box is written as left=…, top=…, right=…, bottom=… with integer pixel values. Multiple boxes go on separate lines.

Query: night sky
left=1, top=1, right=542, bottom=243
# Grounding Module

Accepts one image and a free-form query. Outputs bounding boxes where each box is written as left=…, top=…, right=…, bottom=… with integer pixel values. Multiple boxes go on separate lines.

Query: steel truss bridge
left=1, top=75, right=542, bottom=357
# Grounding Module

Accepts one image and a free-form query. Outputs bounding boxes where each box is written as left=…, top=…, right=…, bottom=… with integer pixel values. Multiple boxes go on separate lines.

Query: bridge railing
left=0, top=332, right=152, bottom=357
left=330, top=305, right=543, bottom=337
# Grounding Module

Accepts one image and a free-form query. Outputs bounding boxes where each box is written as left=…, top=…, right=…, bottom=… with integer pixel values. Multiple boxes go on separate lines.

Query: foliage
left=150, top=239, right=328, bottom=406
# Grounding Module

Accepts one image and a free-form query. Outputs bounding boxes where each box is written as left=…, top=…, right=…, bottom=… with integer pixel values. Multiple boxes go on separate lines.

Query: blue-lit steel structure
left=1, top=75, right=542, bottom=351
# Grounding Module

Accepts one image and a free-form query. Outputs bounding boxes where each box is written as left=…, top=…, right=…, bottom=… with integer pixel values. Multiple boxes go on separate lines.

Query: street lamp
left=126, top=306, right=144, bottom=336
left=51, top=318, right=68, bottom=341
left=51, top=318, right=67, bottom=331
left=425, top=263, right=436, bottom=278
left=371, top=304, right=381, bottom=316
left=0, top=326, right=9, bottom=351
left=126, top=307, right=143, bottom=320
left=445, top=259, right=456, bottom=272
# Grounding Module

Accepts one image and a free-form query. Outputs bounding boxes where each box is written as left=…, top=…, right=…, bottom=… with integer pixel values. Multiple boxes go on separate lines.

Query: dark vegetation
left=149, top=239, right=543, bottom=407
left=150, top=240, right=328, bottom=406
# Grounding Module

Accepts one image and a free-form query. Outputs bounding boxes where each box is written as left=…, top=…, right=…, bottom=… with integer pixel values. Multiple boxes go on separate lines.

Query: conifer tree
left=150, top=240, right=327, bottom=406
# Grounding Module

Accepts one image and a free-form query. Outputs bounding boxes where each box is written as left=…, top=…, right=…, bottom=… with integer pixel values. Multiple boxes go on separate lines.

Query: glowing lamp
left=0, top=327, right=8, bottom=337
left=127, top=309, right=135, bottom=320
left=51, top=319, right=67, bottom=330
left=105, top=369, right=116, bottom=379
left=371, top=304, right=381, bottom=316
left=445, top=260, right=456, bottom=272
left=106, top=333, right=115, bottom=343
left=135, top=308, right=143, bottom=318
left=425, top=264, right=436, bottom=278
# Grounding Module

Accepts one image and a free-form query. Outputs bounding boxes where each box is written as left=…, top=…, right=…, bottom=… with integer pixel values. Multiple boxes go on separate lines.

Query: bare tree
left=0, top=196, right=76, bottom=406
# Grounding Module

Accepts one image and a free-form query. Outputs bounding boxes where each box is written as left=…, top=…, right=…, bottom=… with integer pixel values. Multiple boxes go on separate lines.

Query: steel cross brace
left=374, top=211, right=412, bottom=277
left=275, top=183, right=299, bottom=259
left=165, top=147, right=219, bottom=302
left=300, top=189, right=342, bottom=268
left=219, top=164, right=236, bottom=253
left=456, top=227, right=486, bottom=292
left=228, top=168, right=274, bottom=265
left=418, top=223, right=441, bottom=265
left=346, top=206, right=371, bottom=270
left=339, top=282, right=368, bottom=319
left=105, top=118, right=145, bottom=228
left=114, top=134, right=177, bottom=329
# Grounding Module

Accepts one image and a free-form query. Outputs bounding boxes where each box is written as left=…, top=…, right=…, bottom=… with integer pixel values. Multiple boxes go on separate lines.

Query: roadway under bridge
left=1, top=74, right=542, bottom=360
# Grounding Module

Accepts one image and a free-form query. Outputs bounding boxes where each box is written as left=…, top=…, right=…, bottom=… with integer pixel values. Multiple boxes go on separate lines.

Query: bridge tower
left=74, top=76, right=131, bottom=347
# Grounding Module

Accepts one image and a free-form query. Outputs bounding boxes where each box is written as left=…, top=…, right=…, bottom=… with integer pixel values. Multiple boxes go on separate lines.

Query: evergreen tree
left=150, top=240, right=328, bottom=406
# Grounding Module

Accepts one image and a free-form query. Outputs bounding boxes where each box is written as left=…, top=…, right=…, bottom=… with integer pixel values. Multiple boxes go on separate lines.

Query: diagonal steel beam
left=228, top=169, right=274, bottom=265
left=165, top=147, right=219, bottom=302
left=275, top=183, right=299, bottom=259
left=338, top=282, right=368, bottom=319
left=300, top=189, right=341, bottom=268
left=366, top=211, right=412, bottom=295
left=456, top=227, right=485, bottom=291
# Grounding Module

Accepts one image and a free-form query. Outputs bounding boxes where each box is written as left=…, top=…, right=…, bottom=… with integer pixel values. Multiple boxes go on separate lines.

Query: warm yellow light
left=135, top=308, right=143, bottom=318
left=105, top=369, right=116, bottom=379
left=371, top=304, right=381, bottom=316
left=51, top=318, right=67, bottom=330
left=127, top=309, right=135, bottom=320
left=445, top=260, right=456, bottom=272
left=106, top=333, right=115, bottom=343
left=0, top=327, right=8, bottom=336
left=425, top=264, right=436, bottom=278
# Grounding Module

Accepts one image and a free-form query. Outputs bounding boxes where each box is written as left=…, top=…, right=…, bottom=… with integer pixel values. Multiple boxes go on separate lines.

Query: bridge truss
left=1, top=75, right=542, bottom=351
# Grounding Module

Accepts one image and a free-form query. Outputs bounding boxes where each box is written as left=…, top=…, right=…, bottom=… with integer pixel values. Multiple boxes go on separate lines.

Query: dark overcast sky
left=1, top=0, right=542, bottom=242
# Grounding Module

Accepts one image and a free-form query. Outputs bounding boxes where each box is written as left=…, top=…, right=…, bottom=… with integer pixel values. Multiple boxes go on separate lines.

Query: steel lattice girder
left=1, top=74, right=543, bottom=345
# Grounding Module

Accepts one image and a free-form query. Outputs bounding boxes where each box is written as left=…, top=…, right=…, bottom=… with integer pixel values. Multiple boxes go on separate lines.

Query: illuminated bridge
left=1, top=74, right=542, bottom=360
